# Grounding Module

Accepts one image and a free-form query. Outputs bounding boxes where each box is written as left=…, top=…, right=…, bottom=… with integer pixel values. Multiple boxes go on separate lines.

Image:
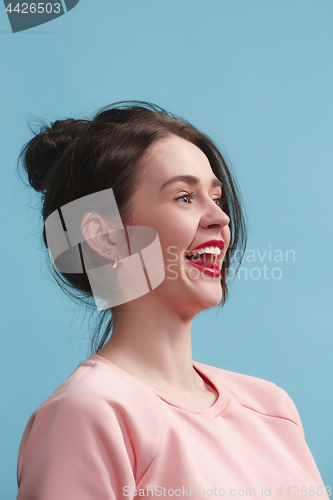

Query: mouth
left=184, top=253, right=221, bottom=278
left=185, top=252, right=216, bottom=268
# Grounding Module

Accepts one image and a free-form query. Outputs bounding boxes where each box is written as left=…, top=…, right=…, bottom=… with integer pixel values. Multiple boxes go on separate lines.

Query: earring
left=102, top=250, right=119, bottom=268
left=111, top=254, right=119, bottom=269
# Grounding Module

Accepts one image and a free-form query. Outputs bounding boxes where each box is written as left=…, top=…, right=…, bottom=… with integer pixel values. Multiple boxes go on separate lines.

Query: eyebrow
left=160, top=175, right=222, bottom=192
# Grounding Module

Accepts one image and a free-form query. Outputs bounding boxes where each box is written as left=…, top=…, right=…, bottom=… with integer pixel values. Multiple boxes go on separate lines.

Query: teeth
left=186, top=246, right=221, bottom=257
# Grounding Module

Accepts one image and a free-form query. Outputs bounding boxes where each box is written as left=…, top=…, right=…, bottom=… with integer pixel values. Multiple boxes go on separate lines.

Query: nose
left=199, top=199, right=230, bottom=230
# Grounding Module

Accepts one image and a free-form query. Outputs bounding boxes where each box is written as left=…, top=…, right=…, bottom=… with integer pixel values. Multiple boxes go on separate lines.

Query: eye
left=176, top=192, right=226, bottom=207
left=215, top=194, right=226, bottom=209
left=176, top=192, right=195, bottom=204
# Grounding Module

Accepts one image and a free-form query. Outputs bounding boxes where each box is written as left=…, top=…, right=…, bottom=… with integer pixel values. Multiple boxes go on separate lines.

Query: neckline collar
left=87, top=354, right=231, bottom=417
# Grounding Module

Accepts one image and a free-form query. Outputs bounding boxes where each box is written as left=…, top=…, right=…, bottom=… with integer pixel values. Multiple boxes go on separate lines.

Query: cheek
left=158, top=212, right=194, bottom=240
left=132, top=204, right=197, bottom=253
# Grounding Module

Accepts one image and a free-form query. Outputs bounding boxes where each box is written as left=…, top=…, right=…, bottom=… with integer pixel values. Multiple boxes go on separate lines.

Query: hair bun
left=21, top=118, right=86, bottom=193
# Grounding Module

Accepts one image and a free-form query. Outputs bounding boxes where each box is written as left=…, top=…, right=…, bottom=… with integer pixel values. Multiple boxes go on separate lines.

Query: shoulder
left=18, top=355, right=163, bottom=487
left=36, top=354, right=163, bottom=435
left=196, top=361, right=304, bottom=433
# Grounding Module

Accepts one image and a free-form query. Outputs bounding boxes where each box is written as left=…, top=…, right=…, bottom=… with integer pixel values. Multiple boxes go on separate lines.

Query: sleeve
left=17, top=392, right=137, bottom=500
left=274, top=385, right=328, bottom=489
left=274, top=384, right=306, bottom=437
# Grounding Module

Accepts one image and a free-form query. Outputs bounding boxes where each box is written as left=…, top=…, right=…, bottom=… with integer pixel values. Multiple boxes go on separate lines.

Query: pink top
left=16, top=354, right=326, bottom=499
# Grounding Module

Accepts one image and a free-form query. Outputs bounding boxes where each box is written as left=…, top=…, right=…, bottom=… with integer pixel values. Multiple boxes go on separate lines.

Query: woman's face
left=130, top=134, right=231, bottom=317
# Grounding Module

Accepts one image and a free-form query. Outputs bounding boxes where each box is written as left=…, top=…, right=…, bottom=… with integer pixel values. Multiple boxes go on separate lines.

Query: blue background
left=1, top=0, right=332, bottom=496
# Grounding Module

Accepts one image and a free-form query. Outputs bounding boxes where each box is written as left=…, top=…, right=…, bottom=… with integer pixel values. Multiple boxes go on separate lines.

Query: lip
left=189, top=239, right=225, bottom=252
left=185, top=258, right=221, bottom=278
left=184, top=239, right=225, bottom=277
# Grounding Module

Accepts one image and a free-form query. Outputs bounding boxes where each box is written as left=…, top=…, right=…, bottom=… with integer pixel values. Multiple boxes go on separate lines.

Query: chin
left=201, top=295, right=222, bottom=310
left=191, top=283, right=223, bottom=312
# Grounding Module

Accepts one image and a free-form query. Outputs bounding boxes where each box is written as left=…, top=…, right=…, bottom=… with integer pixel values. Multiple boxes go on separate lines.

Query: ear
left=81, top=212, right=120, bottom=259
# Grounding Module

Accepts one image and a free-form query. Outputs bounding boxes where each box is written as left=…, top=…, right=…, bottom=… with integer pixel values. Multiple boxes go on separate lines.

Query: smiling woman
left=16, top=101, right=326, bottom=499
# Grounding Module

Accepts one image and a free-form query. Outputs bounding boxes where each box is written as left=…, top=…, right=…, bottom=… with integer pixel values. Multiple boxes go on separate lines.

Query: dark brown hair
left=19, top=100, right=247, bottom=354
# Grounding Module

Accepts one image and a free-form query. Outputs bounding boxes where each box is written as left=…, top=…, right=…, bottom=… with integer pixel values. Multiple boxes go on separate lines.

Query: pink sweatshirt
left=16, top=354, right=327, bottom=499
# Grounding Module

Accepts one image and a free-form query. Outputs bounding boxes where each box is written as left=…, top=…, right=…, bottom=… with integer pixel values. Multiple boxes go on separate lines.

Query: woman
left=16, top=102, right=326, bottom=499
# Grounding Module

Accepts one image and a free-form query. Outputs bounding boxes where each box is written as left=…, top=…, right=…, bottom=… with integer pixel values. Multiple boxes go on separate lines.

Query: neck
left=97, top=295, right=202, bottom=394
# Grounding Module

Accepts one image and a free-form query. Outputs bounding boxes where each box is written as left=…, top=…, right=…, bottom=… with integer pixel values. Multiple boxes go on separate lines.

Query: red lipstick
left=184, top=239, right=224, bottom=278
left=189, top=239, right=225, bottom=252
left=185, top=259, right=221, bottom=278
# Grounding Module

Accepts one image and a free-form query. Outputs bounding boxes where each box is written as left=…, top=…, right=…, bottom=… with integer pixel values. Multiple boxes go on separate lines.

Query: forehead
left=141, top=135, right=215, bottom=181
